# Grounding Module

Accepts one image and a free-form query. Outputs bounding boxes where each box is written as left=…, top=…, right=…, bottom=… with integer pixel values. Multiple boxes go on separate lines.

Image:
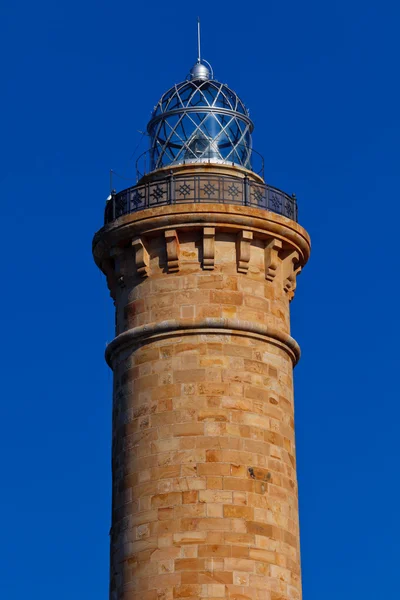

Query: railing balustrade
left=104, top=173, right=298, bottom=225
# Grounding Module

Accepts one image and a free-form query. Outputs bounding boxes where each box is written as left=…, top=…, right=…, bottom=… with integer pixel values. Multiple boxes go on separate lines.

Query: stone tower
left=93, top=57, right=310, bottom=600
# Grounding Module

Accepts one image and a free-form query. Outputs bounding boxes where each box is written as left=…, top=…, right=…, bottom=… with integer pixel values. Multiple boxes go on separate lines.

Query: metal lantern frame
left=147, top=78, right=254, bottom=172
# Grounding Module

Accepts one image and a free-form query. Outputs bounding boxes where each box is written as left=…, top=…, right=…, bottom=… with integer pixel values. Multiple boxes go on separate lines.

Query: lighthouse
left=93, top=49, right=310, bottom=600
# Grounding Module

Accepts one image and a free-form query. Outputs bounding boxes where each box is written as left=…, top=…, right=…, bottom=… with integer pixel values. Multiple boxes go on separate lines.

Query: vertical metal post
left=169, top=171, right=175, bottom=205
left=197, top=17, right=201, bottom=63
left=244, top=175, right=249, bottom=206
left=292, top=193, right=297, bottom=222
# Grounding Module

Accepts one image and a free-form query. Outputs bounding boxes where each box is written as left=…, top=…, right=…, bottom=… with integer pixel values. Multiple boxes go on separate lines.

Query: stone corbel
left=131, top=236, right=149, bottom=277
left=203, top=227, right=215, bottom=270
left=165, top=229, right=179, bottom=273
left=110, top=247, right=126, bottom=288
left=265, top=238, right=283, bottom=282
left=237, top=230, right=253, bottom=274
left=101, top=257, right=117, bottom=302
left=282, top=250, right=301, bottom=301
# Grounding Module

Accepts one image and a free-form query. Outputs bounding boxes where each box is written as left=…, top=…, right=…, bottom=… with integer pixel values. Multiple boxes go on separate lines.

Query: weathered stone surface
left=93, top=164, right=310, bottom=600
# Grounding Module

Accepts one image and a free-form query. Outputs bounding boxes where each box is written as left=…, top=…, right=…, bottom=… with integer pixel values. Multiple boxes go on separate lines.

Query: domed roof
left=147, top=64, right=254, bottom=172
left=150, top=78, right=251, bottom=121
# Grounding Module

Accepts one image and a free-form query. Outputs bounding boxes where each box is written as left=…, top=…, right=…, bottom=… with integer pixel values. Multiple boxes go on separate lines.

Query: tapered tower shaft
left=93, top=63, right=310, bottom=600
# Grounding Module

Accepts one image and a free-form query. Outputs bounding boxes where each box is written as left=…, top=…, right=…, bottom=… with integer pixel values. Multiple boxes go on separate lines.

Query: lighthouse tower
left=93, top=54, right=310, bottom=600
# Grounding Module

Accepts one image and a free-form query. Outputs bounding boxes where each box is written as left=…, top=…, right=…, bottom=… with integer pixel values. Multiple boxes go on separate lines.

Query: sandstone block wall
left=111, top=331, right=299, bottom=600
left=93, top=198, right=310, bottom=600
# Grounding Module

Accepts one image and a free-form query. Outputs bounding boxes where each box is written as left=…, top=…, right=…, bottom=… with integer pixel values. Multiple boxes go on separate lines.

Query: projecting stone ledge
left=93, top=202, right=310, bottom=304
left=105, top=317, right=301, bottom=369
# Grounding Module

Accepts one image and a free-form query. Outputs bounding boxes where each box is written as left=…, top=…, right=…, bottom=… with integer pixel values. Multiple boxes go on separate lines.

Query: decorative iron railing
left=104, top=173, right=298, bottom=225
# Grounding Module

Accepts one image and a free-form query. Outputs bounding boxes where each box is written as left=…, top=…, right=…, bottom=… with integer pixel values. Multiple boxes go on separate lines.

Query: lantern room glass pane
left=148, top=78, right=254, bottom=172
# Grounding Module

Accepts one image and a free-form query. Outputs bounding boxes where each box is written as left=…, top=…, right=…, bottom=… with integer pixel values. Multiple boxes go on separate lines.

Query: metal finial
left=197, top=17, right=201, bottom=63
left=190, top=18, right=213, bottom=81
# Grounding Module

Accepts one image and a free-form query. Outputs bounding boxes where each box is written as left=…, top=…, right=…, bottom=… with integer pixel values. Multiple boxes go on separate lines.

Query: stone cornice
left=105, top=318, right=301, bottom=369
left=93, top=203, right=311, bottom=270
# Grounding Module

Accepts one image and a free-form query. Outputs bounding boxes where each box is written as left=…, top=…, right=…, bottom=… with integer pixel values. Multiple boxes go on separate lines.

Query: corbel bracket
left=283, top=250, right=301, bottom=301
left=165, top=229, right=179, bottom=273
left=110, top=246, right=126, bottom=288
left=131, top=236, right=149, bottom=277
left=101, top=257, right=117, bottom=302
left=265, top=238, right=283, bottom=282
left=203, top=227, right=215, bottom=270
left=237, top=230, right=253, bottom=274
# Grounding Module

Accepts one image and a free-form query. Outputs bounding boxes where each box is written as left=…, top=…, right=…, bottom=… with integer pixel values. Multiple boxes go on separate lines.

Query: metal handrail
left=104, top=171, right=298, bottom=225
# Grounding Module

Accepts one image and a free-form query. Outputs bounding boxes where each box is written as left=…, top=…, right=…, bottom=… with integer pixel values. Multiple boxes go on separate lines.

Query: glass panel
left=149, top=80, right=253, bottom=171
left=201, top=83, right=217, bottom=106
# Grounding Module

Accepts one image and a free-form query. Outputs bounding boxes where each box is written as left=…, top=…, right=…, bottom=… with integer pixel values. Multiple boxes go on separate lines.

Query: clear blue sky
left=1, top=0, right=399, bottom=598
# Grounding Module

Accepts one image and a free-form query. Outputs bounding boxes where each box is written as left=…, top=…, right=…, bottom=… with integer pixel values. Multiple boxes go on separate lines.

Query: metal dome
left=147, top=65, right=254, bottom=172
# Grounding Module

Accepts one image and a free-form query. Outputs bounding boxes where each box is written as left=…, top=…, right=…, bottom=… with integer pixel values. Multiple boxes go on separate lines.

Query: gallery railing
left=104, top=172, right=298, bottom=225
